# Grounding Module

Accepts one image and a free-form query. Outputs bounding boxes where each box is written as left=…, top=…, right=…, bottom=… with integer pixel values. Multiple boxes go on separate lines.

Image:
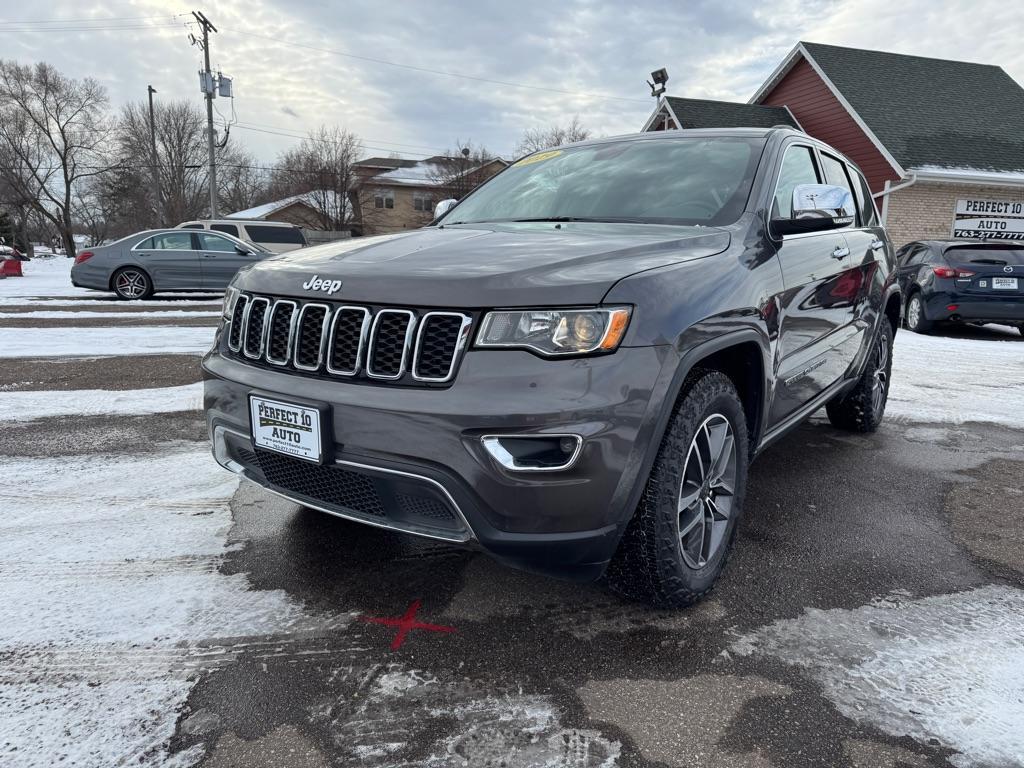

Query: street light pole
left=147, top=85, right=162, bottom=226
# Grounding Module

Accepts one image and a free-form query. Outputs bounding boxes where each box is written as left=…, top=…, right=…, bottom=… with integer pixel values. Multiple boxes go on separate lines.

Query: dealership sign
left=953, top=198, right=1024, bottom=239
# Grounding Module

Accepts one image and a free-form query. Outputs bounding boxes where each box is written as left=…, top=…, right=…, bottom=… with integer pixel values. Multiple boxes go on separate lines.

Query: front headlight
left=222, top=285, right=240, bottom=320
left=476, top=307, right=631, bottom=357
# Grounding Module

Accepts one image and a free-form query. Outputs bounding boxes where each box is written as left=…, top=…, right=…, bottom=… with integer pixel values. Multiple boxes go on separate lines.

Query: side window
left=151, top=232, right=194, bottom=250
left=773, top=146, right=820, bottom=219
left=135, top=237, right=154, bottom=250
left=198, top=232, right=237, bottom=252
left=180, top=224, right=204, bottom=230
left=211, top=223, right=240, bottom=237
left=851, top=168, right=879, bottom=227
left=901, top=245, right=928, bottom=266
left=819, top=153, right=856, bottom=227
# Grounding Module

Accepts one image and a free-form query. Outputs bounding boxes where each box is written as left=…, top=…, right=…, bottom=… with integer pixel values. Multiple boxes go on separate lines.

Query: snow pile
left=0, top=309, right=220, bottom=319
left=0, top=255, right=95, bottom=300
left=731, top=586, right=1024, bottom=768
left=888, top=329, right=1024, bottom=428
left=1, top=383, right=204, bottom=421
left=0, top=448, right=337, bottom=766
left=1, top=325, right=217, bottom=358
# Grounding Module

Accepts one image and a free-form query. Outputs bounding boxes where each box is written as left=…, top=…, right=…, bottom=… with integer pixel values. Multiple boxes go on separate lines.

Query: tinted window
left=902, top=245, right=929, bottom=266
left=945, top=246, right=1024, bottom=266
left=151, top=232, right=194, bottom=250
left=448, top=137, right=766, bottom=227
left=211, top=223, right=240, bottom=237
left=245, top=225, right=306, bottom=244
left=135, top=237, right=154, bottom=250
left=851, top=168, right=879, bottom=226
left=774, top=146, right=820, bottom=219
left=180, top=224, right=204, bottom=229
left=198, top=232, right=237, bottom=252
left=820, top=153, right=856, bottom=226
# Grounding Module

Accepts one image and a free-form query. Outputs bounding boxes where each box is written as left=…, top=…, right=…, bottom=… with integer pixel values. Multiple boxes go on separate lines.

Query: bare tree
left=514, top=115, right=591, bottom=157
left=0, top=60, right=113, bottom=256
left=267, top=126, right=361, bottom=230
left=427, top=140, right=497, bottom=202
left=218, top=146, right=266, bottom=216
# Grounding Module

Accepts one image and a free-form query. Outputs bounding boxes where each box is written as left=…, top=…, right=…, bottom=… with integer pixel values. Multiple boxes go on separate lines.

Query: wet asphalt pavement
left=3, top=310, right=1024, bottom=768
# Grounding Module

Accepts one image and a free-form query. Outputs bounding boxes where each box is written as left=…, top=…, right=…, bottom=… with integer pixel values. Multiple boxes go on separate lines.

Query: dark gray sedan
left=70, top=228, right=273, bottom=299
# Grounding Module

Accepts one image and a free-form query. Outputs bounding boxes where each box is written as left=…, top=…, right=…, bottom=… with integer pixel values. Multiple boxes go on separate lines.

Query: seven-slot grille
left=228, top=293, right=471, bottom=385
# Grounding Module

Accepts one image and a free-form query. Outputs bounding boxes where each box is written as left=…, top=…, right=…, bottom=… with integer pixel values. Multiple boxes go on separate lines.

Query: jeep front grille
left=228, top=293, right=473, bottom=386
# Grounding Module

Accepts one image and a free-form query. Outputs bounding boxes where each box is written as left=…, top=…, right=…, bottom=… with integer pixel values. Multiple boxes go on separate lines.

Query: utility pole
left=192, top=10, right=219, bottom=218
left=147, top=85, right=162, bottom=226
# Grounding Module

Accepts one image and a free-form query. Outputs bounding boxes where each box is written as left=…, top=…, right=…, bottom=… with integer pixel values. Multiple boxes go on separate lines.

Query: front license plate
left=993, top=277, right=1018, bottom=290
left=249, top=395, right=322, bottom=463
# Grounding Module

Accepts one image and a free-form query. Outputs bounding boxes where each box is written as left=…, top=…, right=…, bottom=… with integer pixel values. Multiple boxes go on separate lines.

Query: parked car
left=897, top=240, right=1024, bottom=335
left=71, top=228, right=273, bottom=299
left=176, top=219, right=308, bottom=254
left=203, top=128, right=900, bottom=607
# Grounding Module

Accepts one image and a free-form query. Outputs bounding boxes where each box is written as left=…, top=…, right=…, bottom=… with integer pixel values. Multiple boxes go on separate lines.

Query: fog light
left=481, top=434, right=583, bottom=472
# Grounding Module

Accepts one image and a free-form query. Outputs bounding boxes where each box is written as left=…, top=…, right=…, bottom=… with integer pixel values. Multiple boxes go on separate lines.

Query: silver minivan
left=176, top=219, right=307, bottom=254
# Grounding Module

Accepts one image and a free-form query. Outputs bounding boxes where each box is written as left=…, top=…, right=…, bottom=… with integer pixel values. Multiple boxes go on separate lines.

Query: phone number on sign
left=952, top=229, right=1024, bottom=240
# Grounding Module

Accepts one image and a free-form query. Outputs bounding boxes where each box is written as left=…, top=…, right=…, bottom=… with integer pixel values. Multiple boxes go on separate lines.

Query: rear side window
left=774, top=146, right=820, bottom=218
left=211, top=223, right=240, bottom=237
left=850, top=168, right=879, bottom=227
left=245, top=225, right=306, bottom=245
left=180, top=224, right=204, bottom=230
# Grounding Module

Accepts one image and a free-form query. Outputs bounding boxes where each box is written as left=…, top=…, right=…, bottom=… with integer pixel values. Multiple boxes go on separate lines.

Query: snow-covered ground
left=0, top=310, right=220, bottom=319
left=1, top=326, right=217, bottom=358
left=889, top=327, right=1024, bottom=428
left=1, top=383, right=203, bottom=421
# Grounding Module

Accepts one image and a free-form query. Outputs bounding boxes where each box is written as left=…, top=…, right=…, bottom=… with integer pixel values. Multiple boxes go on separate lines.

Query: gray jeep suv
left=203, top=128, right=900, bottom=606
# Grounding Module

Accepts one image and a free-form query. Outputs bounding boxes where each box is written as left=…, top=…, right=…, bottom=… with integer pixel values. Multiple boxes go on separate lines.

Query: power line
left=234, top=120, right=451, bottom=154
left=227, top=29, right=649, bottom=105
left=0, top=23, right=188, bottom=33
left=0, top=13, right=188, bottom=24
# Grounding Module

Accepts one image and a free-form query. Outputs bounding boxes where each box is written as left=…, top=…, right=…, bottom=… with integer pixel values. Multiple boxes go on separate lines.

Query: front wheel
left=826, top=320, right=894, bottom=433
left=112, top=267, right=153, bottom=300
left=607, top=370, right=749, bottom=608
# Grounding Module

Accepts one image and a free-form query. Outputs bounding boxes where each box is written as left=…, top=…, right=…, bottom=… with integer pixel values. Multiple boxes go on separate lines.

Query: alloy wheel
left=677, top=414, right=737, bottom=569
left=871, top=332, right=889, bottom=413
left=115, top=269, right=147, bottom=299
left=907, top=297, right=921, bottom=329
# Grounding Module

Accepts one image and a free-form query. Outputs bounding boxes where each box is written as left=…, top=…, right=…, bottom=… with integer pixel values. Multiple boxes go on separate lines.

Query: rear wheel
left=607, top=370, right=749, bottom=608
left=826, top=320, right=894, bottom=433
left=112, top=267, right=153, bottom=300
left=905, top=293, right=932, bottom=333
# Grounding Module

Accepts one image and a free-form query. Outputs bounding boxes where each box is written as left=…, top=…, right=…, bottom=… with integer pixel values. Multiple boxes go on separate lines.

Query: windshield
left=443, top=136, right=765, bottom=227
left=945, top=246, right=1024, bottom=266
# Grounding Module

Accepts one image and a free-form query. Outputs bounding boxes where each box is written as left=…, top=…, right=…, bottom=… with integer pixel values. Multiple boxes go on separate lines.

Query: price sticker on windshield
left=514, top=149, right=563, bottom=167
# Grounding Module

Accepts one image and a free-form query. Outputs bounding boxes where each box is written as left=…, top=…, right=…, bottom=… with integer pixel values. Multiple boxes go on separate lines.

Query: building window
left=374, top=189, right=394, bottom=209
left=413, top=192, right=435, bottom=212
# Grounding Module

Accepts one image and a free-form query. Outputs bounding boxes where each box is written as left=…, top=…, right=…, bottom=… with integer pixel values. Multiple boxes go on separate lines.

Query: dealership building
left=644, top=42, right=1024, bottom=247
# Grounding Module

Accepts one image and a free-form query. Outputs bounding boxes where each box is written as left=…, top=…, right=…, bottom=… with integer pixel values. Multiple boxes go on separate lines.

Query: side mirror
left=433, top=198, right=458, bottom=219
left=235, top=244, right=255, bottom=256
left=771, top=184, right=855, bottom=237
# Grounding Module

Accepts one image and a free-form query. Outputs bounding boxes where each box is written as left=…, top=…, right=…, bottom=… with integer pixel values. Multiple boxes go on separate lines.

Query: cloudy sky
left=3, top=0, right=1023, bottom=164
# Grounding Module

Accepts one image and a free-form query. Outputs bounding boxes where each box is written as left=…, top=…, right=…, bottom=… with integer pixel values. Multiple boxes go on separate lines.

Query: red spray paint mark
left=359, top=599, right=456, bottom=650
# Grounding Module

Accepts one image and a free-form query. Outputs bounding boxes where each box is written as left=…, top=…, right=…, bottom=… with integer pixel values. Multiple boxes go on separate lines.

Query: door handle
left=202, top=253, right=217, bottom=258
left=870, top=239, right=885, bottom=250
left=831, top=246, right=850, bottom=259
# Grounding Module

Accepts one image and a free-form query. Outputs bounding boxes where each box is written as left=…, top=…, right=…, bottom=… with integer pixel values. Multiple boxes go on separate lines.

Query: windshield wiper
left=510, top=216, right=646, bottom=224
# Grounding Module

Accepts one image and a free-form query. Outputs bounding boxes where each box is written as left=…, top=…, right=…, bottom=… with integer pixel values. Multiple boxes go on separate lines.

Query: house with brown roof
left=644, top=42, right=1024, bottom=246
left=355, top=155, right=508, bottom=235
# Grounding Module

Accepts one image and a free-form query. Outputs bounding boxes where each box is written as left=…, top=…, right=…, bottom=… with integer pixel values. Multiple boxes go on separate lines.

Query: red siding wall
left=760, top=58, right=900, bottom=194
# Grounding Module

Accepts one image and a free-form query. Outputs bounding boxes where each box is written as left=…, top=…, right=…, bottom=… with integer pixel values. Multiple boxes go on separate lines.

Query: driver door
left=196, top=231, right=258, bottom=289
left=769, top=143, right=859, bottom=426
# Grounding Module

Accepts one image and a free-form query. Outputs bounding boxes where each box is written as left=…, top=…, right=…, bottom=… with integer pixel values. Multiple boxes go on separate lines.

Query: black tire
left=826, top=320, right=894, bottom=433
left=905, top=292, right=932, bottom=333
left=112, top=266, right=153, bottom=300
left=607, top=370, right=749, bottom=608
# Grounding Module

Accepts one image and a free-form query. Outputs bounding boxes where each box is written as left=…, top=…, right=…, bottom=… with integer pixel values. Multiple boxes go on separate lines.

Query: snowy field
left=2, top=257, right=1024, bottom=767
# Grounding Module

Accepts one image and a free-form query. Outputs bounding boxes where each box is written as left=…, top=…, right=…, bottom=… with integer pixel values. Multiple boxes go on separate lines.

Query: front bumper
left=203, top=337, right=671, bottom=580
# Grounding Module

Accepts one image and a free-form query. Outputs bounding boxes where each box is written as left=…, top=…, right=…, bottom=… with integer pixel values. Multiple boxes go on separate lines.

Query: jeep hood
left=235, top=222, right=730, bottom=307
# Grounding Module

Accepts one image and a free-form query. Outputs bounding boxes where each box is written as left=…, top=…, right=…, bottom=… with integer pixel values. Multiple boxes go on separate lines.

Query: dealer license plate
left=249, top=395, right=322, bottom=463
left=993, top=277, right=1018, bottom=290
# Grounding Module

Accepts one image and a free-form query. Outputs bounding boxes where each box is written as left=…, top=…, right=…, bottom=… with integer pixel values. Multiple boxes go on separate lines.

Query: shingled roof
left=762, top=42, right=1024, bottom=174
left=658, top=97, right=799, bottom=130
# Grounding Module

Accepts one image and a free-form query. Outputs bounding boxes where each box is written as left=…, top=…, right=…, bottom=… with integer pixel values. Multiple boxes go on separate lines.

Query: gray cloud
left=2, top=0, right=1022, bottom=163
